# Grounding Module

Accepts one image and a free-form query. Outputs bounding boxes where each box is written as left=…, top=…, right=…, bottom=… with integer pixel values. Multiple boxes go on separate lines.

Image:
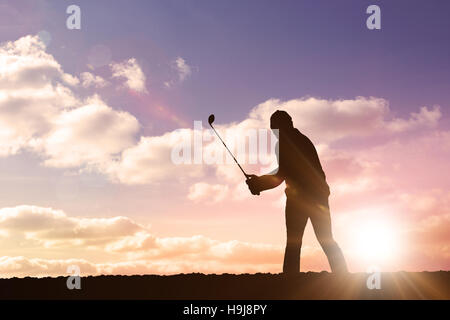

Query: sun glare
left=353, top=219, right=400, bottom=263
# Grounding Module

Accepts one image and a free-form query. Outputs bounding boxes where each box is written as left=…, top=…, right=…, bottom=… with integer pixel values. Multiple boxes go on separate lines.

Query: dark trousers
left=283, top=194, right=348, bottom=274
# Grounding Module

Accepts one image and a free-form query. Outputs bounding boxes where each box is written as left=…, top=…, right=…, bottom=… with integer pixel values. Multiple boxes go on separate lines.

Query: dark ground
left=0, top=272, right=448, bottom=300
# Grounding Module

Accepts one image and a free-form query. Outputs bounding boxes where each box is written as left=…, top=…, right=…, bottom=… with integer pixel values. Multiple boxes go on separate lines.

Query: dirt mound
left=1, top=271, right=448, bottom=300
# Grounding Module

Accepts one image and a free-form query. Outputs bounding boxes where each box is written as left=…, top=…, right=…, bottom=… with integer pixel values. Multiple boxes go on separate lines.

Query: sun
left=353, top=218, right=400, bottom=263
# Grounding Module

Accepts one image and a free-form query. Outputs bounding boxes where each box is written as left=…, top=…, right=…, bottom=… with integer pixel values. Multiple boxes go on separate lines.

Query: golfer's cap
left=270, top=110, right=293, bottom=128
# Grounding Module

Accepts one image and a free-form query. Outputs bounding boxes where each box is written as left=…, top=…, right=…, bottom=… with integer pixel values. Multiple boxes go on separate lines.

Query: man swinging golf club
left=246, top=110, right=348, bottom=274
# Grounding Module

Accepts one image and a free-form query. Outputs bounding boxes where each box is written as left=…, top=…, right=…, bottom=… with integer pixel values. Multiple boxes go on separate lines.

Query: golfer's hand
left=246, top=175, right=260, bottom=195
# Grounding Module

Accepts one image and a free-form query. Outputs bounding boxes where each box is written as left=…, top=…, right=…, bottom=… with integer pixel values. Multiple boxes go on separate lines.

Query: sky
left=0, top=0, right=449, bottom=277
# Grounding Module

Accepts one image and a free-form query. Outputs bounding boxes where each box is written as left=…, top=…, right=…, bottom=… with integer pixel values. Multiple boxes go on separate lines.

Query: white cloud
left=0, top=205, right=144, bottom=247
left=0, top=35, right=78, bottom=89
left=0, top=201, right=447, bottom=277
left=105, top=130, right=204, bottom=184
left=248, top=97, right=441, bottom=143
left=0, top=256, right=99, bottom=278
left=187, top=182, right=229, bottom=203
left=174, top=57, right=191, bottom=81
left=0, top=35, right=79, bottom=156
left=103, top=96, right=442, bottom=185
left=385, top=106, right=441, bottom=132
left=0, top=35, right=140, bottom=172
left=110, top=58, right=147, bottom=93
left=38, top=95, right=139, bottom=168
left=0, top=255, right=283, bottom=278
left=80, top=72, right=108, bottom=88
left=0, top=34, right=443, bottom=189
left=0, top=205, right=284, bottom=277
left=164, top=56, right=192, bottom=88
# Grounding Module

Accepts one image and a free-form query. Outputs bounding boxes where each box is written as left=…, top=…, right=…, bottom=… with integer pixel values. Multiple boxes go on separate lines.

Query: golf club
left=208, top=114, right=259, bottom=195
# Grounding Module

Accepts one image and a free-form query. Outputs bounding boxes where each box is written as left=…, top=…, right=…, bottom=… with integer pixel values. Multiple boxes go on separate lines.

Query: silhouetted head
left=270, top=110, right=293, bottom=134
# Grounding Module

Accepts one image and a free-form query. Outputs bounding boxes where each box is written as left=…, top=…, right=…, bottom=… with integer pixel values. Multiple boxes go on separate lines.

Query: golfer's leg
left=283, top=198, right=308, bottom=274
left=310, top=200, right=348, bottom=273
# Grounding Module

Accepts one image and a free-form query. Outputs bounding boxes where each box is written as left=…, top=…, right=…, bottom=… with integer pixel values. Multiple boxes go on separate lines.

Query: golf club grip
left=245, top=176, right=260, bottom=196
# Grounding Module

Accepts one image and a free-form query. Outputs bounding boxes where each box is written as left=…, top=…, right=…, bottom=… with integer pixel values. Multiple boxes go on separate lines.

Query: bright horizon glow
left=352, top=217, right=400, bottom=264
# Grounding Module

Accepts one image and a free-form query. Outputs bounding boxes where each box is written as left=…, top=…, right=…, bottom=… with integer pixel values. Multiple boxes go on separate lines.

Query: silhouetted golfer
left=246, top=110, right=348, bottom=274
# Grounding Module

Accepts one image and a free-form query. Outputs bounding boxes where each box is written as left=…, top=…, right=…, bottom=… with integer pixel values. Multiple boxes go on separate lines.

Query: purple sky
left=2, top=0, right=449, bottom=133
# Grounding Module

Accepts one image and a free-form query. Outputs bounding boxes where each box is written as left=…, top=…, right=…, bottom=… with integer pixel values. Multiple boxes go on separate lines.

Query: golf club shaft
left=209, top=125, right=249, bottom=179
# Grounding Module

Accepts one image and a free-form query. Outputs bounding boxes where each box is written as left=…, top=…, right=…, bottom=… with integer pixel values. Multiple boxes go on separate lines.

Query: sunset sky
left=0, top=0, right=449, bottom=277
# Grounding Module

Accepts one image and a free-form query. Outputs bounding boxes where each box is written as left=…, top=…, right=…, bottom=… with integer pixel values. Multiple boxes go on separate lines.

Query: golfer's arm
left=257, top=141, right=284, bottom=191
left=258, top=169, right=284, bottom=191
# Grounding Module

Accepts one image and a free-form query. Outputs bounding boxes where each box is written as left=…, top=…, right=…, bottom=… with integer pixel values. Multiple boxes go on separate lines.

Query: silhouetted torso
left=277, top=128, right=329, bottom=200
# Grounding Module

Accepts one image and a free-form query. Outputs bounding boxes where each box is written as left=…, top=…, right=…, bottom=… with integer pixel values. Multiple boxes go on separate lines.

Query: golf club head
left=208, top=114, right=215, bottom=126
